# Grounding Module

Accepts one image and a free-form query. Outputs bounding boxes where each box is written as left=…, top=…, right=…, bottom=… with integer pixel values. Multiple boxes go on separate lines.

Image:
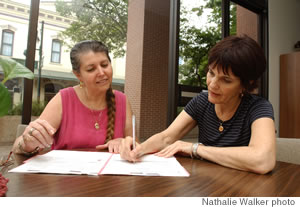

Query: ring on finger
left=29, top=127, right=35, bottom=136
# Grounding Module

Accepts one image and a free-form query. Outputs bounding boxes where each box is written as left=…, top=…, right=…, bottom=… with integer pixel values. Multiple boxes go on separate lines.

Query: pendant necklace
left=216, top=97, right=242, bottom=133
left=218, top=120, right=224, bottom=132
left=83, top=88, right=104, bottom=130
left=91, top=110, right=103, bottom=130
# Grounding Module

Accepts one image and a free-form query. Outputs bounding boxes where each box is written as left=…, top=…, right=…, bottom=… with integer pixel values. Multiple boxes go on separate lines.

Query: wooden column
left=280, top=51, right=300, bottom=138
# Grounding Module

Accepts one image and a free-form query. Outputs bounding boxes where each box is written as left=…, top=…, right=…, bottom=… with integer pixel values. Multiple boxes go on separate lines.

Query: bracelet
left=18, top=138, right=39, bottom=157
left=190, top=144, right=194, bottom=158
left=192, top=143, right=202, bottom=159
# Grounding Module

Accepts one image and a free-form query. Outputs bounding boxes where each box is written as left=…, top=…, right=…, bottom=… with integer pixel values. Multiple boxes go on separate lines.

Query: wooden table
left=3, top=152, right=300, bottom=196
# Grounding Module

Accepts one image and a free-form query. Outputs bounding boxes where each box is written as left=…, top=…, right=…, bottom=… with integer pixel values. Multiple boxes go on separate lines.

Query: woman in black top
left=120, top=35, right=276, bottom=174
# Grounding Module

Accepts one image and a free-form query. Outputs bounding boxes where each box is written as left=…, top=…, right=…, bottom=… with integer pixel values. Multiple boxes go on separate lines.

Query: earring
left=79, top=81, right=84, bottom=88
left=240, top=92, right=244, bottom=98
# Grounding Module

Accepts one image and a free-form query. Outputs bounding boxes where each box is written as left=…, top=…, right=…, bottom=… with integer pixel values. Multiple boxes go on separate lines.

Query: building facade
left=0, top=0, right=125, bottom=107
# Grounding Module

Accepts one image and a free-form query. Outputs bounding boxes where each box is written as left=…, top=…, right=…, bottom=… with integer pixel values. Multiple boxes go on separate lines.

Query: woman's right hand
left=120, top=136, right=144, bottom=162
left=19, top=119, right=56, bottom=153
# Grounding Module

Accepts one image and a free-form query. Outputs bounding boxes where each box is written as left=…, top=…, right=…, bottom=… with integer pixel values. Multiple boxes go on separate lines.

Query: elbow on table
left=251, top=154, right=276, bottom=175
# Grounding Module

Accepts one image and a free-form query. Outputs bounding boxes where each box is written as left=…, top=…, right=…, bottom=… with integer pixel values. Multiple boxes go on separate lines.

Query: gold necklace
left=91, top=110, right=103, bottom=130
left=218, top=120, right=224, bottom=132
left=82, top=88, right=104, bottom=130
left=216, top=98, right=241, bottom=132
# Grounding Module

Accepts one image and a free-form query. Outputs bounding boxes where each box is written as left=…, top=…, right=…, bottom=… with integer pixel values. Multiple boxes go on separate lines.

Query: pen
left=132, top=115, right=136, bottom=150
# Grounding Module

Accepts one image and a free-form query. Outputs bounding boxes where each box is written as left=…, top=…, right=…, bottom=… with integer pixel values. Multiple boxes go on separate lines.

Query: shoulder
left=245, top=94, right=273, bottom=109
left=39, top=89, right=63, bottom=121
left=189, top=91, right=209, bottom=106
left=113, top=90, right=126, bottom=102
left=113, top=90, right=125, bottom=98
left=46, top=91, right=62, bottom=107
left=184, top=91, right=210, bottom=119
left=58, top=87, right=79, bottom=104
left=197, top=91, right=208, bottom=101
left=59, top=87, right=75, bottom=96
left=113, top=90, right=127, bottom=106
left=243, top=94, right=274, bottom=120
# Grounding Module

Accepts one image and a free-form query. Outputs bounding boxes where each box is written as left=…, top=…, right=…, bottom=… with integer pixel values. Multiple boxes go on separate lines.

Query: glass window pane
left=52, top=41, right=60, bottom=52
left=51, top=52, right=60, bottom=63
left=1, top=31, right=13, bottom=56
left=51, top=40, right=61, bottom=63
left=178, top=0, right=222, bottom=110
left=3, top=32, right=13, bottom=44
left=2, top=45, right=12, bottom=56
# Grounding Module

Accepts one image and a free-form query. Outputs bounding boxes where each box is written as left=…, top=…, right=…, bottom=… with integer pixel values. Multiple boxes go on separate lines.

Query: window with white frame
left=1, top=30, right=14, bottom=56
left=51, top=39, right=61, bottom=63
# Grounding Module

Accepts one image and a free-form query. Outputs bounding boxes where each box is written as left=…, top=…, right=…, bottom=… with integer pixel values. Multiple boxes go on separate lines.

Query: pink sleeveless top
left=52, top=87, right=126, bottom=149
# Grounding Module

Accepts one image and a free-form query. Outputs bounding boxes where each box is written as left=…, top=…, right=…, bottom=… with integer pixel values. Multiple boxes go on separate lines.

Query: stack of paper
left=9, top=150, right=190, bottom=177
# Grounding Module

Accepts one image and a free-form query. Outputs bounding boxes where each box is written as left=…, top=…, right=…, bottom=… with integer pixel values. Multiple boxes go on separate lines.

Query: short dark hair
left=70, top=40, right=111, bottom=73
left=208, top=35, right=266, bottom=92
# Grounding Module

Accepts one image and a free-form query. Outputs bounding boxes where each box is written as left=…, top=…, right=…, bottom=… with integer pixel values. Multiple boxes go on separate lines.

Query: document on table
left=9, top=150, right=190, bottom=177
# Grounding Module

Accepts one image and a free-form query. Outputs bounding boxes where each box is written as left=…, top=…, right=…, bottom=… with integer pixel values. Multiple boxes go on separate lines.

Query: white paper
left=9, top=150, right=190, bottom=177
left=9, top=150, right=111, bottom=175
left=100, top=154, right=189, bottom=176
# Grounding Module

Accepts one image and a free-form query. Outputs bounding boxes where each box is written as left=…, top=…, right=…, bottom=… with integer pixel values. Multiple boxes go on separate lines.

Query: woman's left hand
left=96, top=138, right=123, bottom=153
left=155, top=140, right=193, bottom=158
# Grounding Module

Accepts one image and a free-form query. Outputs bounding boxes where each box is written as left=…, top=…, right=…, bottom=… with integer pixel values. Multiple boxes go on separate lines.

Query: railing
left=177, top=84, right=202, bottom=107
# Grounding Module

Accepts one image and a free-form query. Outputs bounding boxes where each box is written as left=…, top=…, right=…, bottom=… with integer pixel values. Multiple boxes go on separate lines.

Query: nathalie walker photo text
left=202, top=197, right=296, bottom=207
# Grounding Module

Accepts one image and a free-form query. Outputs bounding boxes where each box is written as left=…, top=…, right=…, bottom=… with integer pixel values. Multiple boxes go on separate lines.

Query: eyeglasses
left=0, top=151, right=14, bottom=173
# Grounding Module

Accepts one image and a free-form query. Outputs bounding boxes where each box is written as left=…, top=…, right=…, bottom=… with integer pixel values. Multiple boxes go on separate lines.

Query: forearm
left=140, top=131, right=175, bottom=154
left=141, top=112, right=196, bottom=155
left=198, top=145, right=276, bottom=174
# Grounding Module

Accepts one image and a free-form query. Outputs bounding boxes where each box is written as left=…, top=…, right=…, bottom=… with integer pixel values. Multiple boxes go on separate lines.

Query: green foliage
left=179, top=25, right=220, bottom=88
left=0, top=57, right=34, bottom=84
left=55, top=0, right=128, bottom=58
left=177, top=106, right=184, bottom=115
left=7, top=102, right=22, bottom=115
left=205, top=0, right=237, bottom=35
left=32, top=101, right=46, bottom=116
left=179, top=0, right=236, bottom=88
left=0, top=83, right=11, bottom=117
left=8, top=101, right=47, bottom=116
left=0, top=56, right=34, bottom=117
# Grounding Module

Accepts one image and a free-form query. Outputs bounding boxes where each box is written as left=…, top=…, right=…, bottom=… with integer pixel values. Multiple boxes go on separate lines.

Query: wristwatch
left=192, top=143, right=202, bottom=159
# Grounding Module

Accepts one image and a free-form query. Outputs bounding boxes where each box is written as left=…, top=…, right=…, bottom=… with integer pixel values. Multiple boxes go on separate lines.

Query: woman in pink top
left=12, top=40, right=134, bottom=155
